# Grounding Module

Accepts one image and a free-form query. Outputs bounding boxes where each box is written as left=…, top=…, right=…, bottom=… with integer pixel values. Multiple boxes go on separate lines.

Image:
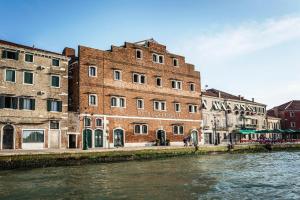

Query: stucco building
left=0, top=40, right=69, bottom=150
left=201, top=89, right=267, bottom=144
left=67, top=39, right=202, bottom=148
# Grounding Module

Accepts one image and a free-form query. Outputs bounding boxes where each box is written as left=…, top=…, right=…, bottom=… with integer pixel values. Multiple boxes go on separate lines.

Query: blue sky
left=1, top=0, right=300, bottom=108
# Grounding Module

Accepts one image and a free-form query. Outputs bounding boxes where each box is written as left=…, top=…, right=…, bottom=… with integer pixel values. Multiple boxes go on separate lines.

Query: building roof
left=0, top=39, right=63, bottom=56
left=274, top=100, right=300, bottom=111
left=202, top=88, right=265, bottom=105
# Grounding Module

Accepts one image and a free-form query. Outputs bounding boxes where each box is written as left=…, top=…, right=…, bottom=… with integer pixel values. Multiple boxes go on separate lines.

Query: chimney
left=252, top=98, right=254, bottom=102
left=238, top=95, right=241, bottom=100
left=63, top=47, right=75, bottom=59
left=218, top=91, right=221, bottom=98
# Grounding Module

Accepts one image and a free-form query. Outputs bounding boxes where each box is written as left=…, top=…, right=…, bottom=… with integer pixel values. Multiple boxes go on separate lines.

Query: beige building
left=201, top=89, right=267, bottom=145
left=0, top=40, right=69, bottom=150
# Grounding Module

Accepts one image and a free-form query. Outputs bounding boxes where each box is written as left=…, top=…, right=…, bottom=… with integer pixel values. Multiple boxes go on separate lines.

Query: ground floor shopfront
left=203, top=129, right=241, bottom=145
left=76, top=114, right=202, bottom=149
left=0, top=120, right=68, bottom=150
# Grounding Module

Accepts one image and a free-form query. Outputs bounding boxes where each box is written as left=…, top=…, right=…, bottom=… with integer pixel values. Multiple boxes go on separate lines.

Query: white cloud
left=175, top=15, right=300, bottom=65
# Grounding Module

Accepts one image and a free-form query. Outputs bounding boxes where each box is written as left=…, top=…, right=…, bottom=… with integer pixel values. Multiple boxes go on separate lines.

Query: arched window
left=111, top=97, right=117, bottom=107
left=84, top=117, right=91, bottom=127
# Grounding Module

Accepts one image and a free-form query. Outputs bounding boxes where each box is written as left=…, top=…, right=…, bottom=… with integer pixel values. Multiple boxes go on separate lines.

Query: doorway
left=2, top=125, right=14, bottom=149
left=157, top=130, right=166, bottom=146
left=113, top=129, right=124, bottom=147
left=191, top=130, right=198, bottom=145
left=49, top=130, right=60, bottom=148
left=68, top=134, right=76, bottom=148
left=83, top=129, right=92, bottom=148
left=94, top=129, right=103, bottom=148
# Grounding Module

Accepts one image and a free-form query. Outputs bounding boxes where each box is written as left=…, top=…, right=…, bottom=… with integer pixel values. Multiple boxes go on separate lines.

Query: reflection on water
left=1, top=152, right=300, bottom=200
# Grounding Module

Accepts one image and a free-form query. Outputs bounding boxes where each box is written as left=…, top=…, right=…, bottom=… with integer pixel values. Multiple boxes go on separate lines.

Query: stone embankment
left=1, top=144, right=300, bottom=170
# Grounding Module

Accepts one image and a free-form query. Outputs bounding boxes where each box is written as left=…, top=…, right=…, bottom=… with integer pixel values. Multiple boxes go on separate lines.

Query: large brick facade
left=0, top=40, right=69, bottom=150
left=68, top=39, right=202, bottom=148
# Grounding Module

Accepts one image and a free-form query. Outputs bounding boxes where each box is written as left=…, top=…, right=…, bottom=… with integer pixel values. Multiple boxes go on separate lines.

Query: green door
left=114, top=129, right=124, bottom=147
left=83, top=129, right=92, bottom=148
left=191, top=131, right=198, bottom=145
left=95, top=129, right=103, bottom=147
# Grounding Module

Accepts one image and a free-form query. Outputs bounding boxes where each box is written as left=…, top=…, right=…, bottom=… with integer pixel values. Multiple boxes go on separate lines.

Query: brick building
left=0, top=40, right=69, bottom=150
left=67, top=39, right=202, bottom=148
left=268, top=100, right=300, bottom=130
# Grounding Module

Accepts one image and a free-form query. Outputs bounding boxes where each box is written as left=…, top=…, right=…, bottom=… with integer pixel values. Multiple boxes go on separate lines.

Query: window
left=114, top=70, right=121, bottom=80
left=111, top=96, right=126, bottom=108
left=156, top=77, right=162, bottom=87
left=96, top=118, right=103, bottom=127
left=5, top=69, right=16, bottom=82
left=84, top=117, right=91, bottom=127
left=291, top=122, right=296, bottom=128
left=137, top=99, right=144, bottom=109
left=0, top=96, right=18, bottom=109
left=173, top=125, right=184, bottom=135
left=89, top=66, right=97, bottom=77
left=51, top=75, right=60, bottom=87
left=171, top=80, right=182, bottom=90
left=2, top=50, right=18, bottom=60
left=290, top=112, right=295, bottom=117
left=133, top=73, right=146, bottom=84
left=174, top=103, right=181, bottom=112
left=136, top=49, right=142, bottom=59
left=173, top=58, right=179, bottom=67
left=19, top=98, right=35, bottom=110
left=134, top=124, right=148, bottom=134
left=154, top=101, right=166, bottom=111
left=25, top=53, right=33, bottom=62
left=23, top=130, right=44, bottom=143
left=189, top=105, right=198, bottom=113
left=47, top=100, right=62, bottom=112
left=50, top=120, right=60, bottom=129
left=23, top=71, right=34, bottom=84
left=89, top=94, right=97, bottom=106
left=52, top=58, right=59, bottom=66
left=152, top=53, right=164, bottom=64
left=189, top=83, right=195, bottom=92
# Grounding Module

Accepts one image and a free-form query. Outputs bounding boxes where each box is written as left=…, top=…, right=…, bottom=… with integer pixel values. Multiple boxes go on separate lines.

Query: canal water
left=0, top=151, right=300, bottom=200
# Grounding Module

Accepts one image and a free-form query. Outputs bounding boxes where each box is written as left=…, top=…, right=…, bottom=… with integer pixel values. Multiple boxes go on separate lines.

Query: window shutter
left=31, top=99, right=35, bottom=110
left=0, top=96, right=4, bottom=108
left=58, top=101, right=62, bottom=112
left=19, top=98, right=24, bottom=109
left=47, top=100, right=51, bottom=111
left=12, top=71, right=16, bottom=82
left=12, top=97, right=18, bottom=109
left=15, top=52, right=19, bottom=60
left=2, top=50, right=7, bottom=58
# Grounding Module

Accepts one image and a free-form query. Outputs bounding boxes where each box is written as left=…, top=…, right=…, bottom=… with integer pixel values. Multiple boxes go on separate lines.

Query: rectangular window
left=47, top=100, right=62, bottom=112
left=152, top=54, right=158, bottom=63
left=136, top=49, right=142, bottom=59
left=89, top=66, right=97, bottom=77
left=154, top=101, right=166, bottom=111
left=173, top=58, right=178, bottom=67
left=52, top=58, right=60, bottom=66
left=120, top=97, right=125, bottom=107
left=133, top=73, right=146, bottom=84
left=23, top=71, right=34, bottom=84
left=111, top=97, right=126, bottom=108
left=291, top=122, right=296, bottom=127
left=290, top=112, right=295, bottom=117
left=89, top=94, right=97, bottom=106
left=158, top=55, right=164, bottom=64
left=175, top=103, right=181, bottom=112
left=5, top=69, right=16, bottom=82
left=114, top=70, right=121, bottom=80
left=190, top=83, right=195, bottom=92
left=96, top=118, right=103, bottom=127
left=137, top=99, right=144, bottom=109
left=156, top=77, right=162, bottom=87
left=25, top=53, right=33, bottom=62
left=171, top=80, right=182, bottom=90
left=50, top=120, right=60, bottom=129
left=84, top=117, right=91, bottom=127
left=134, top=124, right=148, bottom=134
left=2, top=50, right=18, bottom=60
left=173, top=125, right=184, bottom=135
left=51, top=75, right=60, bottom=87
left=23, top=130, right=44, bottom=143
left=0, top=96, right=18, bottom=109
left=189, top=105, right=198, bottom=113
left=19, top=98, right=35, bottom=110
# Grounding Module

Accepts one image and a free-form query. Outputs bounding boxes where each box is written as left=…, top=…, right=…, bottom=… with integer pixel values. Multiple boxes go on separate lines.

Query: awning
left=239, top=129, right=256, bottom=134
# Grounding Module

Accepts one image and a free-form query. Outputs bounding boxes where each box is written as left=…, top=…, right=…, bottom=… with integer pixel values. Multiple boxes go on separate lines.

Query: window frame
left=52, top=58, right=60, bottom=67
left=20, top=98, right=35, bottom=110
left=290, top=112, right=295, bottom=117
left=189, top=83, right=195, bottom=92
left=291, top=122, right=296, bottom=128
left=95, top=118, right=103, bottom=127
left=88, top=66, right=97, bottom=77
left=23, top=71, right=34, bottom=85
left=84, top=117, right=92, bottom=127
left=24, top=53, right=34, bottom=63
left=174, top=103, right=181, bottom=112
left=50, top=75, right=60, bottom=88
left=132, top=73, right=146, bottom=84
left=153, top=101, right=167, bottom=111
left=113, top=70, right=122, bottom=81
left=88, top=94, right=98, bottom=106
left=173, top=125, right=184, bottom=135
left=49, top=120, right=60, bottom=130
left=2, top=50, right=19, bottom=60
left=134, top=124, right=148, bottom=135
left=136, top=49, right=143, bottom=60
left=156, top=77, right=162, bottom=87
left=136, top=98, right=144, bottom=109
left=110, top=96, right=126, bottom=108
left=189, top=104, right=198, bottom=113
left=173, top=58, right=179, bottom=67
left=171, top=80, right=182, bottom=90
left=5, top=69, right=16, bottom=83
